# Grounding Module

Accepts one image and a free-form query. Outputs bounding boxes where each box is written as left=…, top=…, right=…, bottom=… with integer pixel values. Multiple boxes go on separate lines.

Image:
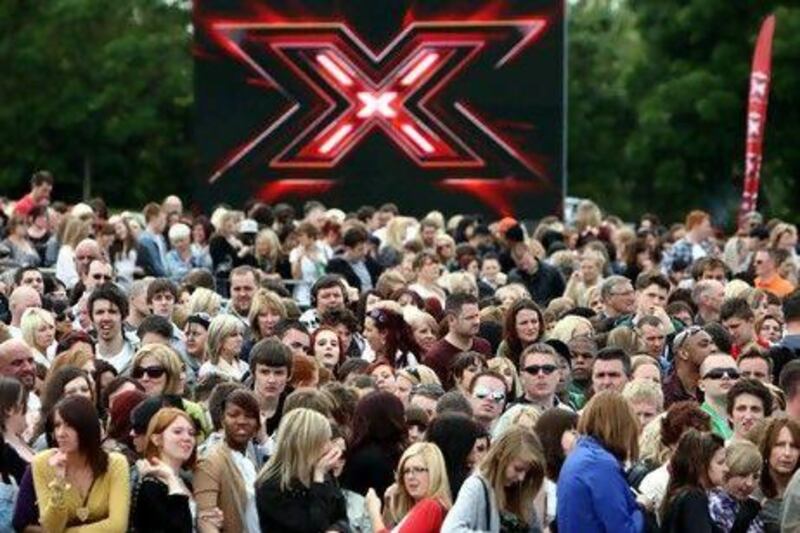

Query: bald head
left=0, top=339, right=36, bottom=389
left=9, top=286, right=41, bottom=326
left=163, top=195, right=183, bottom=216
left=74, top=239, right=102, bottom=279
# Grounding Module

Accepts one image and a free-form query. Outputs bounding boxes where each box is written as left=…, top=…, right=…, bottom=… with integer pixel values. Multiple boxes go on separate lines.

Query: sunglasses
left=473, top=386, right=506, bottom=403
left=702, top=368, right=740, bottom=380
left=132, top=366, right=167, bottom=379
left=91, top=273, right=112, bottom=281
left=523, top=364, right=558, bottom=376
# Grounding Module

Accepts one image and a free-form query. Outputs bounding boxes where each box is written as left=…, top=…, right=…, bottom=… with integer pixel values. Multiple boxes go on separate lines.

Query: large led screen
left=194, top=0, right=565, bottom=217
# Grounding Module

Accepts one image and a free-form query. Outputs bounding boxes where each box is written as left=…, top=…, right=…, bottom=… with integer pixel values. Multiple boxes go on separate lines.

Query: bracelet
left=47, top=478, right=71, bottom=508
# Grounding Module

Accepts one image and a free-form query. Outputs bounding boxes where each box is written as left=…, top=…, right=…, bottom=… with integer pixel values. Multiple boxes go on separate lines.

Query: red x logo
left=208, top=20, right=548, bottom=181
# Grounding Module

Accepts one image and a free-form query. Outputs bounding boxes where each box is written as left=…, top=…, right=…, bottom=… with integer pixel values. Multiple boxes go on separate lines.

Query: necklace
left=75, top=477, right=96, bottom=522
left=67, top=465, right=95, bottom=523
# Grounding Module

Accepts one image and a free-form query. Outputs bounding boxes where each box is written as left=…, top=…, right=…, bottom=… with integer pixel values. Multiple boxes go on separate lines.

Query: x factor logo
left=208, top=19, right=548, bottom=182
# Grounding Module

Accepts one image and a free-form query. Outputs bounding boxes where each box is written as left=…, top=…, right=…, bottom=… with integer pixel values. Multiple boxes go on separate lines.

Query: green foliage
left=0, top=0, right=192, bottom=207
left=569, top=0, right=800, bottom=225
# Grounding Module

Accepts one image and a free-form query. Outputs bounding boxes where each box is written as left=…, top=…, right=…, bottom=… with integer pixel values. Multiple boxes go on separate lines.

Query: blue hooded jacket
left=557, top=436, right=644, bottom=533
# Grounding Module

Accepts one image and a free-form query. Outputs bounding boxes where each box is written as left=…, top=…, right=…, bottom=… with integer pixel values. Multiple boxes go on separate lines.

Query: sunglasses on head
left=523, top=364, right=558, bottom=376
left=674, top=325, right=703, bottom=351
left=367, top=308, right=390, bottom=325
left=473, top=386, right=506, bottom=403
left=702, top=367, right=740, bottom=380
left=132, top=366, right=167, bottom=379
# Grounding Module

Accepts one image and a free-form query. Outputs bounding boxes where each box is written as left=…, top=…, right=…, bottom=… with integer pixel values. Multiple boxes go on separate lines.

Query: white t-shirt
left=98, top=340, right=136, bottom=374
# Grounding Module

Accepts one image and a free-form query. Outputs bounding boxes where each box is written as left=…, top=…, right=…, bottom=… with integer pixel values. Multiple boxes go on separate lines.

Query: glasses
left=473, top=386, right=506, bottom=403
left=523, top=364, right=558, bottom=376
left=702, top=368, right=740, bottom=380
left=673, top=326, right=703, bottom=352
left=91, top=273, right=112, bottom=281
left=132, top=366, right=167, bottom=379
left=402, top=466, right=429, bottom=476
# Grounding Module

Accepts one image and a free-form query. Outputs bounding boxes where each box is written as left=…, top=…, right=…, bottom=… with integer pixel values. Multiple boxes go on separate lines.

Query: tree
left=567, top=0, right=642, bottom=216
left=623, top=1, right=800, bottom=225
left=0, top=0, right=192, bottom=207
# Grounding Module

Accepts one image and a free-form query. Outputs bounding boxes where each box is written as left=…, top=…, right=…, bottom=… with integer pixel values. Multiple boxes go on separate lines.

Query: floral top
left=707, top=488, right=763, bottom=533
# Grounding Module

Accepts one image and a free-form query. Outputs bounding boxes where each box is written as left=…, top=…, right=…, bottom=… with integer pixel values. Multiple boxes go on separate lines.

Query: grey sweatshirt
left=441, top=474, right=542, bottom=533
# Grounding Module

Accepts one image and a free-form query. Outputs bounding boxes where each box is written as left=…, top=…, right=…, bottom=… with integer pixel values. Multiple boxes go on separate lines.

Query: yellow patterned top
left=31, top=449, right=130, bottom=532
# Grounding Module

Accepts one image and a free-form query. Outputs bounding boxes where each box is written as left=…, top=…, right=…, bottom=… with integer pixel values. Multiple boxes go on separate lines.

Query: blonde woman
left=199, top=315, right=247, bottom=381
left=491, top=404, right=541, bottom=440
left=442, top=426, right=545, bottom=531
left=404, top=308, right=439, bottom=358
left=247, top=289, right=287, bottom=341
left=395, top=365, right=442, bottom=406
left=487, top=356, right=523, bottom=402
left=564, top=249, right=606, bottom=306
left=255, top=408, right=348, bottom=531
left=253, top=228, right=282, bottom=275
left=188, top=287, right=222, bottom=317
left=131, top=344, right=184, bottom=396
left=130, top=344, right=212, bottom=441
left=21, top=308, right=56, bottom=368
left=770, top=222, right=799, bottom=266
left=365, top=442, right=452, bottom=532
left=547, top=315, right=594, bottom=345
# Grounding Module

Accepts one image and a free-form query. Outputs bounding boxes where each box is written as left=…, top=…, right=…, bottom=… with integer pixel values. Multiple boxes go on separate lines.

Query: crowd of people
left=0, top=169, right=799, bottom=532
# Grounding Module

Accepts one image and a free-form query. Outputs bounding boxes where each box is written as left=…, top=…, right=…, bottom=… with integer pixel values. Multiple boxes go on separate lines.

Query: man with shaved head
left=0, top=339, right=40, bottom=430
left=7, top=286, right=42, bottom=338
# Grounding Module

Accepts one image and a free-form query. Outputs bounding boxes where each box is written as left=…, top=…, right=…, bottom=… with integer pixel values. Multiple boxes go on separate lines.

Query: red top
left=423, top=336, right=492, bottom=389
left=378, top=498, right=446, bottom=533
left=13, top=193, right=36, bottom=217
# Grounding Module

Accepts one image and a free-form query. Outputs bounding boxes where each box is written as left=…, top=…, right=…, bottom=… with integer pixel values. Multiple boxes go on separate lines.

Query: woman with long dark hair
left=535, top=407, right=579, bottom=530
left=341, top=391, right=408, bottom=497
left=425, top=413, right=481, bottom=497
left=25, top=396, right=130, bottom=531
left=757, top=417, right=800, bottom=531
left=363, top=307, right=417, bottom=368
left=32, top=367, right=95, bottom=449
left=660, top=429, right=725, bottom=532
left=496, top=299, right=544, bottom=368
left=0, top=377, right=31, bottom=483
